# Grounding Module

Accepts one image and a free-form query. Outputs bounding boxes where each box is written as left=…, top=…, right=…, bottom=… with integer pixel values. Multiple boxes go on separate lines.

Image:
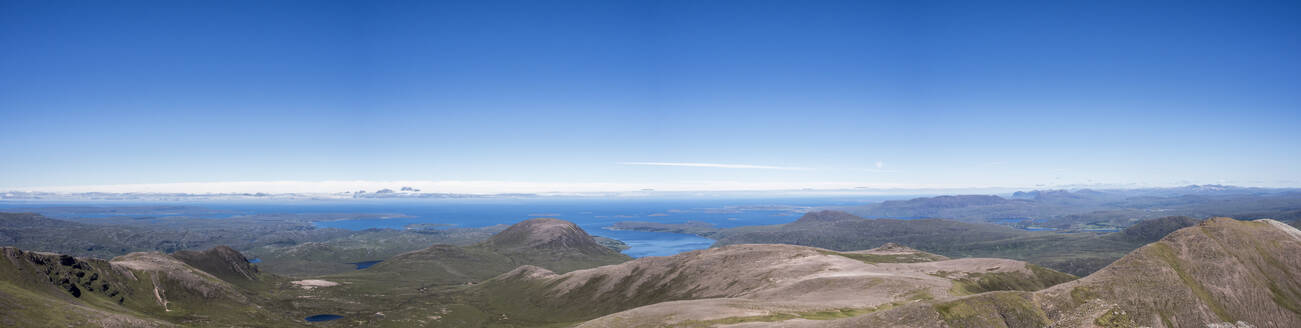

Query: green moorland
left=614, top=210, right=1204, bottom=276
left=2, top=217, right=1299, bottom=327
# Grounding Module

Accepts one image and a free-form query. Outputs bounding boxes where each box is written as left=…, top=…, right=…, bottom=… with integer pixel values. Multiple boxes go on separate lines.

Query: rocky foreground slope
left=0, top=245, right=290, bottom=327
left=598, top=217, right=1298, bottom=328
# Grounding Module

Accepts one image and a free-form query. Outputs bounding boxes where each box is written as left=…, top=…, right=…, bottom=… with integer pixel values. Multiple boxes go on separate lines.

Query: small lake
left=305, top=314, right=344, bottom=322
left=351, top=260, right=381, bottom=269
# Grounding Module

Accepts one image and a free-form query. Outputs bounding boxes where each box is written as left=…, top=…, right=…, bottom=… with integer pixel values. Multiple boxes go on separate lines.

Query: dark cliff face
left=1, top=247, right=126, bottom=301
left=1114, top=216, right=1199, bottom=244
left=171, top=245, right=260, bottom=283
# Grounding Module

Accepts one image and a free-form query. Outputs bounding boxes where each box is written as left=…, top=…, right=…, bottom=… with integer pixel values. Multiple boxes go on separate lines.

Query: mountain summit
left=484, top=218, right=612, bottom=255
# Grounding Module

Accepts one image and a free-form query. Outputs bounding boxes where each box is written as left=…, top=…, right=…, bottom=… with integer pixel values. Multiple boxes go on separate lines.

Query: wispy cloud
left=617, top=162, right=811, bottom=171
left=7, top=180, right=991, bottom=194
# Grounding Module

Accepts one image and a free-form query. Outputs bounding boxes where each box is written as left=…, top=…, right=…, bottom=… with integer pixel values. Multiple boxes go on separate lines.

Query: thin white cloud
left=617, top=162, right=811, bottom=171
left=7, top=180, right=988, bottom=194
left=875, top=161, right=885, bottom=169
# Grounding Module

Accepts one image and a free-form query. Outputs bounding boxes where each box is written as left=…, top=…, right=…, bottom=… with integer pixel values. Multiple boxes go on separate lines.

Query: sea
left=0, top=196, right=913, bottom=258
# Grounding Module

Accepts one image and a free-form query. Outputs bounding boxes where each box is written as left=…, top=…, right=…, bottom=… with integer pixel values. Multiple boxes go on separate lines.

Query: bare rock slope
left=703, top=217, right=1301, bottom=328
left=470, top=242, right=1073, bottom=327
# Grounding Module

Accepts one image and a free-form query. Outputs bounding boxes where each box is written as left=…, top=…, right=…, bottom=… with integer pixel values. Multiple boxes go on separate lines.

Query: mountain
left=845, top=188, right=1301, bottom=231
left=348, top=218, right=631, bottom=286
left=1028, top=218, right=1301, bottom=327
left=854, top=195, right=1029, bottom=219
left=455, top=242, right=1074, bottom=327
left=706, top=211, right=1136, bottom=276
left=790, top=210, right=868, bottom=223
left=0, top=211, right=522, bottom=277
left=0, top=245, right=291, bottom=327
left=170, top=246, right=264, bottom=289
left=704, top=217, right=1301, bottom=327
left=481, top=218, right=626, bottom=267
left=4, top=216, right=1297, bottom=327
left=449, top=217, right=1300, bottom=327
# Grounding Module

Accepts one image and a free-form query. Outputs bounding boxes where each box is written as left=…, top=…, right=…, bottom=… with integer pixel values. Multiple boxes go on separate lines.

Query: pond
left=305, top=314, right=344, bottom=322
left=351, top=260, right=381, bottom=269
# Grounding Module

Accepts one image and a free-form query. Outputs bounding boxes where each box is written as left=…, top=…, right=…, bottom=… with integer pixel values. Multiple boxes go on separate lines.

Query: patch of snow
left=292, top=279, right=340, bottom=289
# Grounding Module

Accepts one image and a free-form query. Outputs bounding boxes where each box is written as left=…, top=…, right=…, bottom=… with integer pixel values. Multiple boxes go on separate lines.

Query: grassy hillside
left=3, top=217, right=1295, bottom=328
left=701, top=211, right=1137, bottom=276
left=455, top=243, right=1075, bottom=327
left=0, top=211, right=512, bottom=277
left=0, top=246, right=298, bottom=327
left=788, top=218, right=1301, bottom=328
left=323, top=218, right=630, bottom=292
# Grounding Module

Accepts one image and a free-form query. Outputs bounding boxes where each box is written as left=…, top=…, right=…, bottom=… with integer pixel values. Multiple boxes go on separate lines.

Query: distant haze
left=10, top=180, right=1005, bottom=195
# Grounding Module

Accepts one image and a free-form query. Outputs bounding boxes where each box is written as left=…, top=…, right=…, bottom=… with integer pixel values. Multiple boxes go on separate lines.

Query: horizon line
left=1, top=180, right=1292, bottom=196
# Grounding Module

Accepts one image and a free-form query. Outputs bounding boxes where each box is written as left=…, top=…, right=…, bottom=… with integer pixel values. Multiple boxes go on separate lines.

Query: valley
left=2, top=213, right=1299, bottom=327
left=2, top=188, right=1300, bottom=327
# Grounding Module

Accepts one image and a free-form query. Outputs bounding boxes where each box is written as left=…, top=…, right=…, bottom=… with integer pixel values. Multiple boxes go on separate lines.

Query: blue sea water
left=216, top=197, right=878, bottom=257
left=0, top=196, right=902, bottom=258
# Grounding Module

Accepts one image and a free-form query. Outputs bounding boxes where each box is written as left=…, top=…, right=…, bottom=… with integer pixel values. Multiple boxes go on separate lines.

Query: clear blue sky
left=2, top=0, right=1298, bottom=193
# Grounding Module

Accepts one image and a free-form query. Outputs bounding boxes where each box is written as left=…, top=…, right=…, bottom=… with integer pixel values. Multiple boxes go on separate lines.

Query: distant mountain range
left=843, top=186, right=1301, bottom=230
left=6, top=184, right=1297, bottom=201
left=613, top=210, right=1203, bottom=276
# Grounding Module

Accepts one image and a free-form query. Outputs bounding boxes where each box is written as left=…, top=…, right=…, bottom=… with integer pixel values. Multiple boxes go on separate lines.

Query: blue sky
left=2, top=0, right=1299, bottom=193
